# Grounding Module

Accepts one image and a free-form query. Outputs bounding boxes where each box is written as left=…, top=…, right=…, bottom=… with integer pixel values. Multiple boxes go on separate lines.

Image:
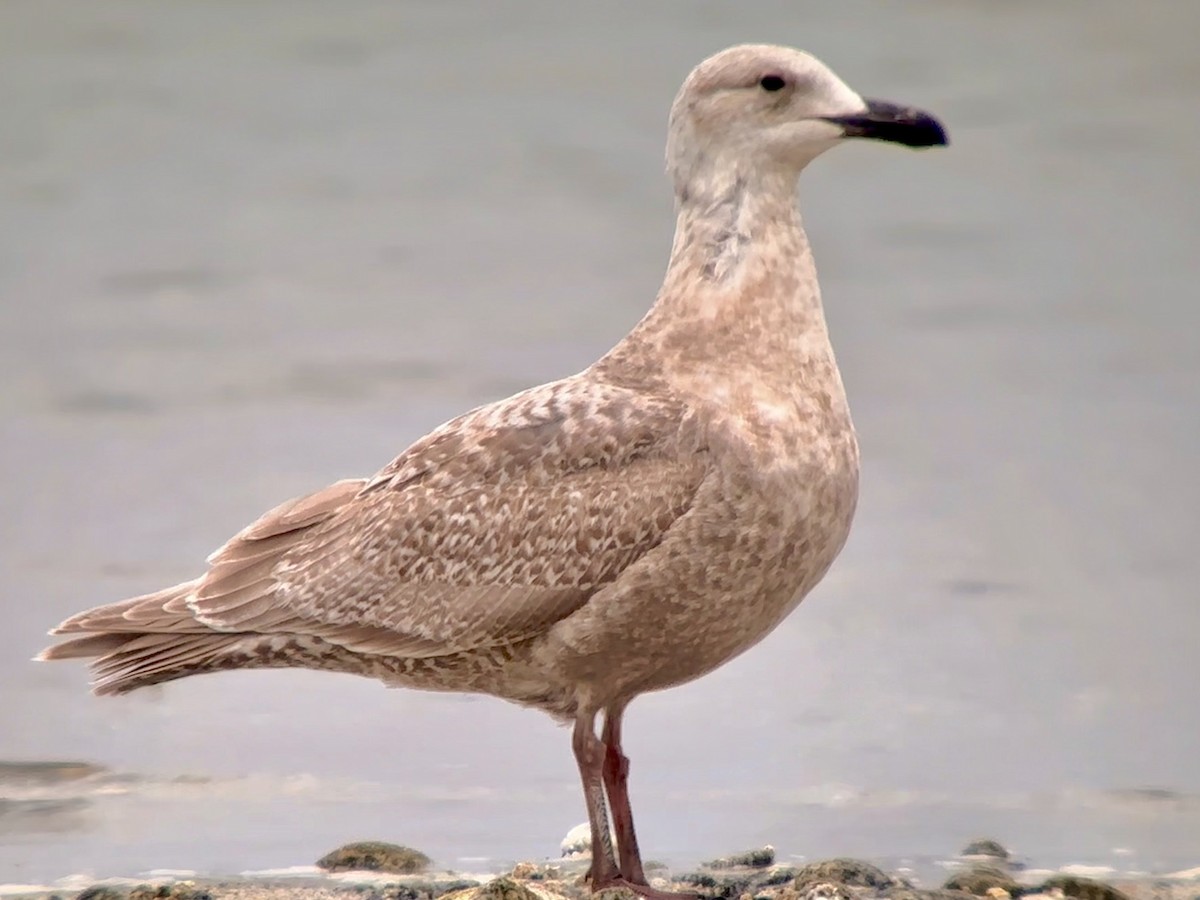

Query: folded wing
left=43, top=376, right=708, bottom=691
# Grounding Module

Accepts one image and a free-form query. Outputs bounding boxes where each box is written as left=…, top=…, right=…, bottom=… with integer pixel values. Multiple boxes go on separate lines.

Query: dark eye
left=759, top=75, right=786, bottom=92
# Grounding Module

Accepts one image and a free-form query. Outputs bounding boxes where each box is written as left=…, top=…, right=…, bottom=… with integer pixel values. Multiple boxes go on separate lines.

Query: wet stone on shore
left=1039, top=876, right=1130, bottom=900
left=943, top=866, right=1023, bottom=897
left=362, top=881, right=484, bottom=900
left=75, top=889, right=126, bottom=900
left=791, top=859, right=901, bottom=891
left=38, top=837, right=1187, bottom=900
left=76, top=886, right=213, bottom=900
left=701, top=848, right=777, bottom=870
left=960, top=842, right=1011, bottom=864
left=465, top=878, right=542, bottom=900
left=129, top=886, right=214, bottom=900
left=317, top=843, right=431, bottom=875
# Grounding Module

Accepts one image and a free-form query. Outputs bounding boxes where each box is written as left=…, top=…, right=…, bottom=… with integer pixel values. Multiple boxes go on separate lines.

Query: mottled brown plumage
left=40, top=44, right=946, bottom=899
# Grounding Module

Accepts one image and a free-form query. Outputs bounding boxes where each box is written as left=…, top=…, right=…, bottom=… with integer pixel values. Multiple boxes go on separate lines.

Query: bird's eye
left=759, top=75, right=786, bottom=92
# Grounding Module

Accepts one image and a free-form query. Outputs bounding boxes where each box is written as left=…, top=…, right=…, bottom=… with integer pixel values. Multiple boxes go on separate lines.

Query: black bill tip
left=822, top=98, right=949, bottom=149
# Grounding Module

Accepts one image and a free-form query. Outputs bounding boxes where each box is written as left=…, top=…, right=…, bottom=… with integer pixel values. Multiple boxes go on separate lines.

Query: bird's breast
left=705, top=379, right=860, bottom=599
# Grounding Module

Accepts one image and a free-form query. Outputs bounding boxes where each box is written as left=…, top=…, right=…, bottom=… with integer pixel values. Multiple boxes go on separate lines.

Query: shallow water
left=2, top=0, right=1199, bottom=887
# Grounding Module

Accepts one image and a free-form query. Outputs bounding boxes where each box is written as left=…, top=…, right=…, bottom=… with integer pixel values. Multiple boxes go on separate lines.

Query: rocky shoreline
left=4, top=840, right=1198, bottom=900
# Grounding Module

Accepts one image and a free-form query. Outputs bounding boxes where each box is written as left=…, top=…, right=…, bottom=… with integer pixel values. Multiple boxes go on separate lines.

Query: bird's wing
left=183, top=375, right=708, bottom=657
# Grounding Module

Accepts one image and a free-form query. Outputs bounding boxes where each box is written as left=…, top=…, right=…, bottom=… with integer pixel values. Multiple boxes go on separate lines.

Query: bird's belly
left=542, top=432, right=860, bottom=705
left=669, top=451, right=859, bottom=677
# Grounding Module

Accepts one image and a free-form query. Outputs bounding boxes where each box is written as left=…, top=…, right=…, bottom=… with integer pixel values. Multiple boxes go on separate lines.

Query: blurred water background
left=2, top=0, right=1198, bottom=887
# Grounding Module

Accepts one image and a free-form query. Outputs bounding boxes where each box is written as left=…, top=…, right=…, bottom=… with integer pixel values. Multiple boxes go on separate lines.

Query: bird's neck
left=667, top=169, right=811, bottom=293
left=597, top=171, right=838, bottom=394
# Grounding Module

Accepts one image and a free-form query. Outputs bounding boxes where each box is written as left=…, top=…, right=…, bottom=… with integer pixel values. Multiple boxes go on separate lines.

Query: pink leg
left=572, top=712, right=620, bottom=886
left=601, top=703, right=647, bottom=883
left=594, top=704, right=698, bottom=900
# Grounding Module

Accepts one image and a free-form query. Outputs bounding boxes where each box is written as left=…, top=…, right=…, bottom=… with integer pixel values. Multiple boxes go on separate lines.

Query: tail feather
left=35, top=629, right=257, bottom=695
left=37, top=633, right=132, bottom=661
left=38, top=478, right=367, bottom=696
left=51, top=581, right=203, bottom=635
left=90, top=634, right=241, bottom=691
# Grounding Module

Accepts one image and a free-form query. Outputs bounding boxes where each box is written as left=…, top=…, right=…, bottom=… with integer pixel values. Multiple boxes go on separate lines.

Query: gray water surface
left=2, top=0, right=1199, bottom=887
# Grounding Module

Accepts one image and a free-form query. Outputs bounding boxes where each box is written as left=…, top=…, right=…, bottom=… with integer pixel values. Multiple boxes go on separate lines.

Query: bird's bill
left=822, top=98, right=948, bottom=148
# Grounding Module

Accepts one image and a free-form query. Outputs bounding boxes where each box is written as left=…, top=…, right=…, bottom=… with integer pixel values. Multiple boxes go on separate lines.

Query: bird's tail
left=36, top=579, right=262, bottom=694
left=37, top=478, right=368, bottom=695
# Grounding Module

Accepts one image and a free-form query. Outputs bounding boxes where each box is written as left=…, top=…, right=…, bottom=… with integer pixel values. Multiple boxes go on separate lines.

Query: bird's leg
left=592, top=704, right=699, bottom=900
left=572, top=711, right=620, bottom=886
left=600, top=703, right=648, bottom=884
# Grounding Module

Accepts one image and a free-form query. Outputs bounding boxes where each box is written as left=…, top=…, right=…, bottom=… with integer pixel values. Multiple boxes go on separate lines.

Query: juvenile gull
left=40, top=45, right=947, bottom=899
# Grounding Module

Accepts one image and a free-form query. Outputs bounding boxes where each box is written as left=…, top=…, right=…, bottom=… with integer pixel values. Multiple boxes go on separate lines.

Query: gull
left=40, top=44, right=947, bottom=899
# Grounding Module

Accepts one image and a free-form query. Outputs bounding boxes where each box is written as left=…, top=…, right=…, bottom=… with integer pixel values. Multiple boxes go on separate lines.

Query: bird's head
left=666, top=44, right=948, bottom=200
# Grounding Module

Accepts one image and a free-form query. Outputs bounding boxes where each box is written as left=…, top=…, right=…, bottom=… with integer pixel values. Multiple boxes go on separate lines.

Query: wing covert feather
left=190, top=378, right=708, bottom=657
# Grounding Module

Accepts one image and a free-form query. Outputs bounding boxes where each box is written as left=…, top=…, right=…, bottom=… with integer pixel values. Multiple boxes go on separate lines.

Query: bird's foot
left=590, top=875, right=700, bottom=900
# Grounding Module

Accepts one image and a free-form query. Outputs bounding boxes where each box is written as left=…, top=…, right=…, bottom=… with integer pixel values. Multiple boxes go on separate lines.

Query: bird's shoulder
left=362, top=372, right=703, bottom=496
